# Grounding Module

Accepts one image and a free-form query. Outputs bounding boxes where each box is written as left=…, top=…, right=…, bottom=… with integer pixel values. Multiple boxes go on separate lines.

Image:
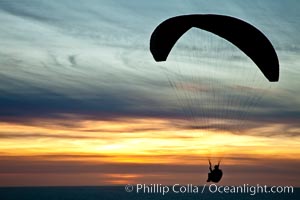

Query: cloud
left=0, top=155, right=298, bottom=174
left=0, top=155, right=299, bottom=186
left=0, top=0, right=299, bottom=138
left=0, top=132, right=98, bottom=140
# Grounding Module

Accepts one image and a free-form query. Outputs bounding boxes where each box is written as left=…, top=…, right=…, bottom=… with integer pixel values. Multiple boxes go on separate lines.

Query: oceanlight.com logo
left=124, top=184, right=294, bottom=196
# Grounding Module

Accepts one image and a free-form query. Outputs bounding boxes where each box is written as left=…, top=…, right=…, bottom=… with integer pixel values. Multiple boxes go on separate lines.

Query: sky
left=0, top=0, right=299, bottom=186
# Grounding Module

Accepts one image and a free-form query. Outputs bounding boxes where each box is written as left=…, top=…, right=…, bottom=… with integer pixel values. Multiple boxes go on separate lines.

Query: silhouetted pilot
left=207, top=161, right=223, bottom=183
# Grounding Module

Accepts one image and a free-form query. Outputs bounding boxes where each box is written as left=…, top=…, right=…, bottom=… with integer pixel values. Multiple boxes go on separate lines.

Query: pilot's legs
left=207, top=172, right=211, bottom=182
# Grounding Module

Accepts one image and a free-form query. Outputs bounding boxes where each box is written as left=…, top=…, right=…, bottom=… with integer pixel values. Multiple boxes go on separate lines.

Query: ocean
left=0, top=186, right=299, bottom=200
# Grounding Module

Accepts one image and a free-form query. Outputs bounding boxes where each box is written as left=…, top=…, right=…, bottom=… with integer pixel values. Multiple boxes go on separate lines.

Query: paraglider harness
left=207, top=160, right=223, bottom=183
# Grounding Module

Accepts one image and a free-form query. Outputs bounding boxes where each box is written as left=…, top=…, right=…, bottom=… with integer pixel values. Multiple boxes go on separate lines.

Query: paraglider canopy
left=150, top=14, right=279, bottom=82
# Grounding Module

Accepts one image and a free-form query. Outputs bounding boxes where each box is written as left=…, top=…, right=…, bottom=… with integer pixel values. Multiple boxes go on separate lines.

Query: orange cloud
left=0, top=117, right=299, bottom=186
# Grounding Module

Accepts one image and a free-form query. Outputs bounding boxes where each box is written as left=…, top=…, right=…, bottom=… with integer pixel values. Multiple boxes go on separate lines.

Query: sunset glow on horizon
left=0, top=117, right=299, bottom=186
left=1, top=117, right=299, bottom=157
